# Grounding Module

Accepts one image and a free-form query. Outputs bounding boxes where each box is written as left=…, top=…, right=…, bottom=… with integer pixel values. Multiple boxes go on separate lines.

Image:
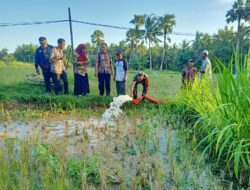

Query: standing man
left=130, top=71, right=150, bottom=99
left=199, top=50, right=212, bottom=81
left=95, top=43, right=113, bottom=96
left=35, top=37, right=53, bottom=93
left=50, top=38, right=68, bottom=95
left=182, top=59, right=197, bottom=88
left=114, top=52, right=128, bottom=96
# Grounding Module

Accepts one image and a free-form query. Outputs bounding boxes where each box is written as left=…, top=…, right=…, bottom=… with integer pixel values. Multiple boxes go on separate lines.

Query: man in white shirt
left=200, top=50, right=212, bottom=81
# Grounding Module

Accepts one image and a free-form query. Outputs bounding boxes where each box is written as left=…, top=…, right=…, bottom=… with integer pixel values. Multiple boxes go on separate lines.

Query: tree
left=128, top=15, right=146, bottom=67
left=14, top=44, right=37, bottom=63
left=0, top=48, right=8, bottom=60
left=143, top=14, right=162, bottom=70
left=226, top=0, right=250, bottom=74
left=91, top=30, right=104, bottom=53
left=158, top=14, right=176, bottom=70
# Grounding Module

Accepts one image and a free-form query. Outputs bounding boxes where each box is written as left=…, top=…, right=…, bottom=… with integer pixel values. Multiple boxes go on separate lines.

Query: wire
left=72, top=20, right=130, bottom=30
left=0, top=19, right=196, bottom=36
left=0, top=20, right=68, bottom=27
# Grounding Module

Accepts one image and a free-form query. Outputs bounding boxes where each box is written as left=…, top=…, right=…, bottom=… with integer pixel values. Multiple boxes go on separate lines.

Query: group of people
left=181, top=50, right=212, bottom=88
left=35, top=37, right=150, bottom=99
left=35, top=36, right=212, bottom=99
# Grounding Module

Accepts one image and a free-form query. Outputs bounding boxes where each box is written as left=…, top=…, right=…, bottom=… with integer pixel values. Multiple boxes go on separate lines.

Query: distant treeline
left=0, top=0, right=249, bottom=71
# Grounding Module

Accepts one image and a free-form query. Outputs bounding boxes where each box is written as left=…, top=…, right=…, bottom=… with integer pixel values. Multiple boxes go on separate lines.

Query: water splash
left=99, top=95, right=132, bottom=127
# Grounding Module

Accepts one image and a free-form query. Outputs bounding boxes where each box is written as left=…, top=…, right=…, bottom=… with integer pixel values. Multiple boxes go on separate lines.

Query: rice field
left=0, top=60, right=249, bottom=189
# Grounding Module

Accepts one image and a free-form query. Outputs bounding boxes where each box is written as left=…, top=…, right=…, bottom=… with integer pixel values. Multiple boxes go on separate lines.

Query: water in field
left=0, top=95, right=233, bottom=189
left=0, top=115, right=232, bottom=189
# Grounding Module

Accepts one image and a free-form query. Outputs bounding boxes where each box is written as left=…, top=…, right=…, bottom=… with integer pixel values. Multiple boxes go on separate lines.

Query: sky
left=0, top=0, right=236, bottom=52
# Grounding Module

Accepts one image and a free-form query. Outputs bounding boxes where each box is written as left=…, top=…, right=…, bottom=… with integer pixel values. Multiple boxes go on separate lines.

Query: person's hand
left=36, top=68, right=40, bottom=75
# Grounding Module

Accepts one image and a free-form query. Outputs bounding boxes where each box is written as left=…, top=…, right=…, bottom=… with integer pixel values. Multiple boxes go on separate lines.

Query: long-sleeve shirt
left=200, top=58, right=212, bottom=80
left=35, top=45, right=53, bottom=70
left=50, top=47, right=65, bottom=75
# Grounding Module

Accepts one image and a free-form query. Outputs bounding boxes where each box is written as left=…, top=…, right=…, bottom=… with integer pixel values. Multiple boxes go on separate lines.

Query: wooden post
left=68, top=7, right=74, bottom=64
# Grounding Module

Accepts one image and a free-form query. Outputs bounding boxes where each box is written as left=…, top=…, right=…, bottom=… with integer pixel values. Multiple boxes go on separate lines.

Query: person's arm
left=181, top=70, right=186, bottom=84
left=130, top=81, right=136, bottom=97
left=50, top=49, right=63, bottom=63
left=145, top=83, right=149, bottom=97
left=95, top=55, right=99, bottom=77
left=113, top=63, right=116, bottom=81
left=124, top=60, right=128, bottom=81
left=35, top=49, right=40, bottom=74
left=110, top=55, right=113, bottom=77
left=200, top=62, right=206, bottom=74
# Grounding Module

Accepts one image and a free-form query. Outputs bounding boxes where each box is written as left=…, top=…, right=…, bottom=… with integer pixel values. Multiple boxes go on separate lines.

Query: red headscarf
left=75, top=44, right=88, bottom=62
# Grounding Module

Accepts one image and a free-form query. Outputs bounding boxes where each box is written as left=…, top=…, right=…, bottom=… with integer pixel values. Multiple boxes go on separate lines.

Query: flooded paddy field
left=0, top=115, right=233, bottom=190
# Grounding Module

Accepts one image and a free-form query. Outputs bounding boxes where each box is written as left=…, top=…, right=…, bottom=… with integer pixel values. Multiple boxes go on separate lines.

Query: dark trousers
left=42, top=68, right=51, bottom=92
left=98, top=73, right=111, bottom=96
left=116, top=81, right=126, bottom=96
left=51, top=71, right=68, bottom=95
left=133, top=83, right=147, bottom=99
left=74, top=73, right=90, bottom=95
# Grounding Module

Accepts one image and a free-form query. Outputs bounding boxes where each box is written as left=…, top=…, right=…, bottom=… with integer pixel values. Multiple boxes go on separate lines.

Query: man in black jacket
left=35, top=37, right=54, bottom=93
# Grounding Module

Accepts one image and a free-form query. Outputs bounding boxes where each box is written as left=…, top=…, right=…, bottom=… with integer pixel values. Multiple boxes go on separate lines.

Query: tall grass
left=179, top=53, right=250, bottom=184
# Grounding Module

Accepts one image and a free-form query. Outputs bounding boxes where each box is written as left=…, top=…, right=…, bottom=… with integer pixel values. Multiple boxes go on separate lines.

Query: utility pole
left=68, top=7, right=74, bottom=64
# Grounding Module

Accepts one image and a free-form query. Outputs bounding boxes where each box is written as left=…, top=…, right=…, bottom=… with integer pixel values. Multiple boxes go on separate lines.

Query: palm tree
left=129, top=15, right=146, bottom=55
left=143, top=14, right=162, bottom=70
left=91, top=30, right=104, bottom=53
left=158, top=14, right=176, bottom=70
left=226, top=0, right=250, bottom=74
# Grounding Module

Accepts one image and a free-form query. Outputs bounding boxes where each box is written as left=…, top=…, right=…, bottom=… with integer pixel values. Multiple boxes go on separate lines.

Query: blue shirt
left=35, top=45, right=54, bottom=69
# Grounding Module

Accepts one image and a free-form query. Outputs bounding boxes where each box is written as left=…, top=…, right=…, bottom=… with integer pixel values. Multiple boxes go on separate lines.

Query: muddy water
left=0, top=95, right=231, bottom=189
left=0, top=117, right=231, bottom=189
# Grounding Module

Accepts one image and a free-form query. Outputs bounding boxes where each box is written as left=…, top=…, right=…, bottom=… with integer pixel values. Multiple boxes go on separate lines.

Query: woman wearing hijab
left=74, top=44, right=90, bottom=96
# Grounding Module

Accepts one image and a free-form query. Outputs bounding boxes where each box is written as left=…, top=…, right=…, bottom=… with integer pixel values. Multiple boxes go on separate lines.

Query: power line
left=0, top=19, right=196, bottom=37
left=72, top=20, right=196, bottom=36
left=0, top=20, right=68, bottom=27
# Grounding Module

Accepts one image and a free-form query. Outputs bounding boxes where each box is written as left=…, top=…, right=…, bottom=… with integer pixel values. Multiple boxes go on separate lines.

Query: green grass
left=0, top=65, right=181, bottom=110
left=178, top=55, right=250, bottom=186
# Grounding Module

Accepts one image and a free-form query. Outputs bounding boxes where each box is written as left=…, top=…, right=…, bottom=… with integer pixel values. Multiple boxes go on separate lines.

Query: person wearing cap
left=50, top=38, right=68, bottom=95
left=35, top=37, right=54, bottom=93
left=130, top=72, right=150, bottom=99
left=113, top=52, right=128, bottom=96
left=95, top=43, right=113, bottom=96
left=74, top=44, right=90, bottom=96
left=200, top=50, right=212, bottom=81
left=182, top=59, right=197, bottom=88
